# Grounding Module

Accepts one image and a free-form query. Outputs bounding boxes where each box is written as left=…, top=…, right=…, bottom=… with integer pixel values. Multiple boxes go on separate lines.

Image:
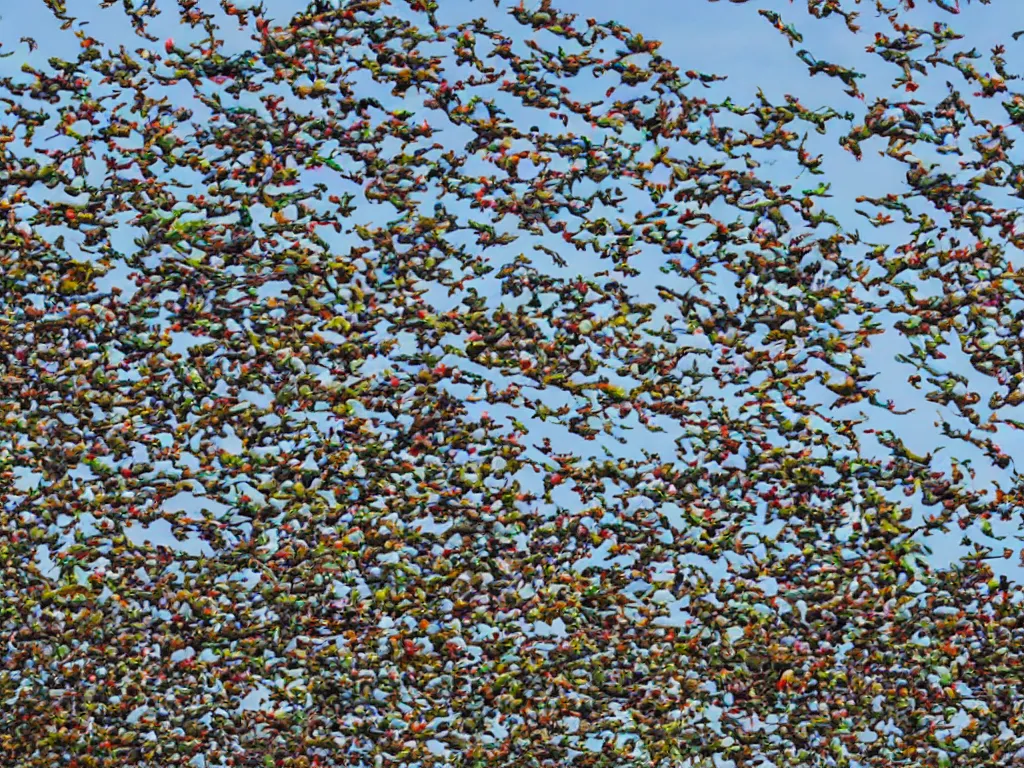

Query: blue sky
left=6, top=0, right=1023, bottom=647
left=2, top=0, right=1019, bottom=604
left=4, top=0, right=1024, bottom=762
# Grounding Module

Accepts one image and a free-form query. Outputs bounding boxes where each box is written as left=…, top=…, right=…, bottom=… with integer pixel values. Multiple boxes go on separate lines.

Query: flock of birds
left=3, top=0, right=1024, bottom=766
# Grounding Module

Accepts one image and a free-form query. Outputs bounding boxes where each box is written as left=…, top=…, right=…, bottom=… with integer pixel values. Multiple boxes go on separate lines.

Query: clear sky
left=4, top=0, right=1024, bottom=762
left=6, top=0, right=1023, bottom=632
left=3, top=0, right=1007, bottom=570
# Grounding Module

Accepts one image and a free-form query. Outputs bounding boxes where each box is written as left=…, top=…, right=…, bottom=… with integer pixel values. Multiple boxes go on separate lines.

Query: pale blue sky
left=6, top=0, right=1024, bottom=638
left=4, top=0, right=1024, bottom=763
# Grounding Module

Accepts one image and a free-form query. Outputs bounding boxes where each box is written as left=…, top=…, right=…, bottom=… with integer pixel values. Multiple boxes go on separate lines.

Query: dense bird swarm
left=4, top=0, right=1024, bottom=766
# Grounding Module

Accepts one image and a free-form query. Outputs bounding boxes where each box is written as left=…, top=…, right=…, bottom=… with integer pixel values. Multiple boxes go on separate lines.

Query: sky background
left=4, top=0, right=1024, bottom=759
left=4, top=0, right=1017, bottom=564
